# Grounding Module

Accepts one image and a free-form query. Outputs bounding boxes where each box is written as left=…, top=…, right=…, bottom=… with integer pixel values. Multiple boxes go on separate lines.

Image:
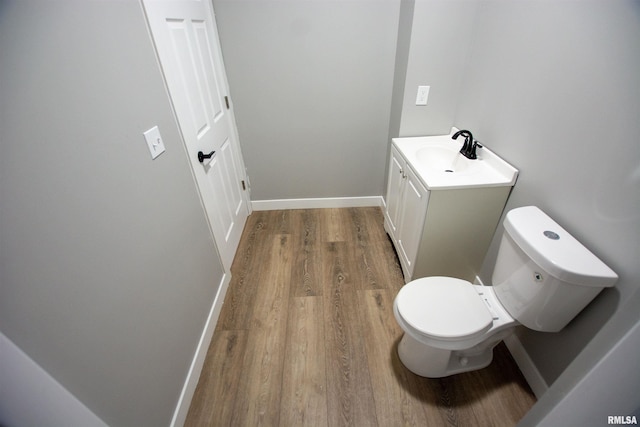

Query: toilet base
left=397, top=330, right=512, bottom=378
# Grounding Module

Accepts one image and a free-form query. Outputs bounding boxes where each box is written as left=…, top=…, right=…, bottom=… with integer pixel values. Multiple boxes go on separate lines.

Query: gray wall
left=456, top=0, right=640, bottom=387
left=397, top=0, right=478, bottom=137
left=0, top=1, right=225, bottom=426
left=387, top=0, right=415, bottom=142
left=518, top=288, right=640, bottom=426
left=212, top=0, right=400, bottom=201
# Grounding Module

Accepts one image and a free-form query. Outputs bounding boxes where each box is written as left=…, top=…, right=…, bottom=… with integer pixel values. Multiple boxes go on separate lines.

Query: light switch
left=143, top=126, right=166, bottom=160
left=416, top=85, right=430, bottom=106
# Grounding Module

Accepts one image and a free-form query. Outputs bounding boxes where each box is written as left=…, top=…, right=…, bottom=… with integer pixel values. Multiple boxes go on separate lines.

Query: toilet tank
left=492, top=206, right=618, bottom=332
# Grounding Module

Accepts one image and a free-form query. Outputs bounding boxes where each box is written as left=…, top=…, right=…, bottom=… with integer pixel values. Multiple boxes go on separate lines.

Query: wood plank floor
left=185, top=207, right=536, bottom=426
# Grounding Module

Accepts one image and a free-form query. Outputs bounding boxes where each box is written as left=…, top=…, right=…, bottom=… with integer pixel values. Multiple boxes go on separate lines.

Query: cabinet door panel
left=385, top=147, right=404, bottom=236
left=397, top=166, right=429, bottom=276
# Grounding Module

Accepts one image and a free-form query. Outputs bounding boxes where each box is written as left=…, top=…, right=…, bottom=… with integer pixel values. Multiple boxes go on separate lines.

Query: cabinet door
left=397, top=165, right=429, bottom=277
left=384, top=146, right=405, bottom=236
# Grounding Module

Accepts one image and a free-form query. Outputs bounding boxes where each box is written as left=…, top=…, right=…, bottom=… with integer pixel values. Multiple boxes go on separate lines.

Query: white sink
left=415, top=145, right=476, bottom=174
left=393, top=129, right=518, bottom=190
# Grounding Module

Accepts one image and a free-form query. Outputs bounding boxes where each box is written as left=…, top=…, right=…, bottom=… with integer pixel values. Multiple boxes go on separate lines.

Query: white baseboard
left=504, top=333, right=548, bottom=398
left=251, top=196, right=384, bottom=211
left=171, top=271, right=231, bottom=427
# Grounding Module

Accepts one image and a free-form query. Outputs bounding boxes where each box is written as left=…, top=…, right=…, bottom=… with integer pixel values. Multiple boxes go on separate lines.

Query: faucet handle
left=467, top=141, right=482, bottom=159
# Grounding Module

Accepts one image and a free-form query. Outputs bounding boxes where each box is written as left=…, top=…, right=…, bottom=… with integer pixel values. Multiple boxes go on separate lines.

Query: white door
left=143, top=0, right=249, bottom=270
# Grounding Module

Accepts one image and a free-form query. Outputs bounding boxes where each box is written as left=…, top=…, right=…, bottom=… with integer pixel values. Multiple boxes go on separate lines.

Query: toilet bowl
left=393, top=206, right=618, bottom=378
left=394, top=277, right=517, bottom=377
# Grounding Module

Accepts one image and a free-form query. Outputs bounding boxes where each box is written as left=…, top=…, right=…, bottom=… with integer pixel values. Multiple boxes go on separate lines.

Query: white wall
left=212, top=0, right=400, bottom=201
left=0, top=1, right=225, bottom=425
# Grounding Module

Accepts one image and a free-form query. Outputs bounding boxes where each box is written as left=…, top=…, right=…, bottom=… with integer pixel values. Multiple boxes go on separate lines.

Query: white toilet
left=393, top=206, right=618, bottom=378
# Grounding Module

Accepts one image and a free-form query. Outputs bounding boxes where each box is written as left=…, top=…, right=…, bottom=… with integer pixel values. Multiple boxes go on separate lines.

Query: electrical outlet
left=416, top=85, right=430, bottom=106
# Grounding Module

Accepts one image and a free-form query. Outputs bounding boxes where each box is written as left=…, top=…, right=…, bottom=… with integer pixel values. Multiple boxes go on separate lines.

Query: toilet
left=393, top=206, right=618, bottom=378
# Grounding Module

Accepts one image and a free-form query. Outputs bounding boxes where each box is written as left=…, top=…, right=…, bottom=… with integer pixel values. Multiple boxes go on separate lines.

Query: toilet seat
left=395, top=277, right=493, bottom=342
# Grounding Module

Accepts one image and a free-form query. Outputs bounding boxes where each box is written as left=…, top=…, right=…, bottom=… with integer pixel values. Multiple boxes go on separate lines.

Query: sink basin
left=415, top=146, right=475, bottom=174
left=392, top=129, right=518, bottom=190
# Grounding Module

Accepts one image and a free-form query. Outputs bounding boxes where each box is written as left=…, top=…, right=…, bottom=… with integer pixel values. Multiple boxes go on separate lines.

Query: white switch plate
left=143, top=126, right=166, bottom=160
left=416, top=85, right=430, bottom=106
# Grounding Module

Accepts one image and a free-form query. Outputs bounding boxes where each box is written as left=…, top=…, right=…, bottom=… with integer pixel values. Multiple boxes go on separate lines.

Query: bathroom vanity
left=384, top=130, right=518, bottom=283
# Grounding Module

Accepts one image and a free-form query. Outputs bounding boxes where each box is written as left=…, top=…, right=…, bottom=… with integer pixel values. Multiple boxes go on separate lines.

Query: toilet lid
left=396, top=277, right=493, bottom=340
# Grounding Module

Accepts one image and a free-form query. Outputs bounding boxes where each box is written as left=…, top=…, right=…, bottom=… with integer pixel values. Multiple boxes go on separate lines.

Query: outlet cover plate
left=416, top=85, right=430, bottom=106
left=143, top=126, right=166, bottom=159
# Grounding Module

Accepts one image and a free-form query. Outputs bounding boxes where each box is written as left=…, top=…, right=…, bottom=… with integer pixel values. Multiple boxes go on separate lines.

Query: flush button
left=544, top=230, right=560, bottom=240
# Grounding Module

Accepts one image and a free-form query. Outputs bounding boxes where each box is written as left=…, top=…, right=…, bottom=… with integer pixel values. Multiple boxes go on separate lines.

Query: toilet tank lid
left=503, top=206, right=618, bottom=287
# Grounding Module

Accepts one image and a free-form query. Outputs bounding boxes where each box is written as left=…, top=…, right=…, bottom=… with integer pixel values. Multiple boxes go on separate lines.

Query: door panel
left=385, top=147, right=404, bottom=236
left=144, top=0, right=249, bottom=270
left=397, top=166, right=429, bottom=276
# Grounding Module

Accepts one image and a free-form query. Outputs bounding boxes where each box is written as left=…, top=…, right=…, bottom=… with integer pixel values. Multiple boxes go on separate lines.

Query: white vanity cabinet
left=384, top=136, right=516, bottom=283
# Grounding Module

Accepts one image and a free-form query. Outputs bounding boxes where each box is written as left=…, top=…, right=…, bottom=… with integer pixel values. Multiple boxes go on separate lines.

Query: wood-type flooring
left=185, top=207, right=536, bottom=426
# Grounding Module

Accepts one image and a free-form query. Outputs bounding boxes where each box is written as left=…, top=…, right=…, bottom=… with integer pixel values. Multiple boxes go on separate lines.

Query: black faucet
left=452, top=129, right=482, bottom=159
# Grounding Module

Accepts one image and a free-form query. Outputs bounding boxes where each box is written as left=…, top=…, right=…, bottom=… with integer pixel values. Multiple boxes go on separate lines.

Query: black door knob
left=198, top=150, right=215, bottom=163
